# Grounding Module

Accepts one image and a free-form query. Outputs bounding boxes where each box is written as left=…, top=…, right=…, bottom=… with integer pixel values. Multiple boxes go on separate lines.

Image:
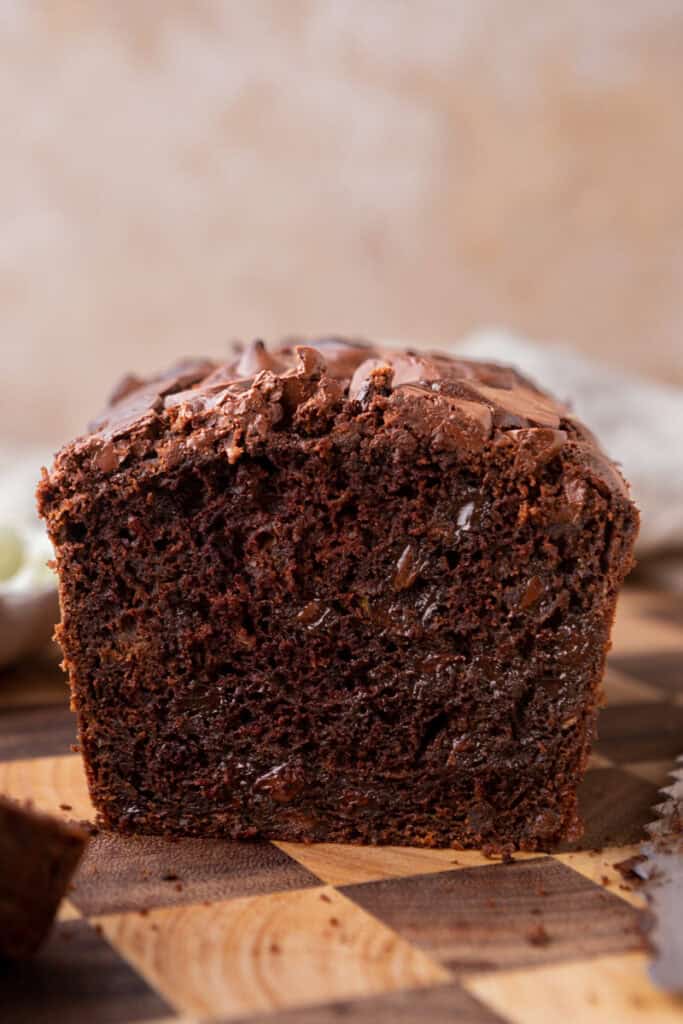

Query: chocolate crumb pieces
left=59, top=804, right=73, bottom=812
left=161, top=873, right=179, bottom=882
left=526, top=923, right=551, bottom=947
left=319, top=893, right=332, bottom=903
left=613, top=854, right=647, bottom=880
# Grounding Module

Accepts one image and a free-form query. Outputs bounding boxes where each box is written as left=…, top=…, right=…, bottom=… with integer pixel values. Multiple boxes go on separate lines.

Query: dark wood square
left=341, top=857, right=644, bottom=974
left=569, top=766, right=662, bottom=848
left=70, top=830, right=320, bottom=915
left=0, top=658, right=66, bottom=709
left=226, top=983, right=506, bottom=1024
left=0, top=917, right=172, bottom=1024
left=0, top=703, right=76, bottom=760
left=594, top=701, right=683, bottom=763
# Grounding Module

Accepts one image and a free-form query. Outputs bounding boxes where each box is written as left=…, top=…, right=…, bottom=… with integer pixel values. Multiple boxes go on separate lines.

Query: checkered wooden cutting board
left=1, top=587, right=682, bottom=1024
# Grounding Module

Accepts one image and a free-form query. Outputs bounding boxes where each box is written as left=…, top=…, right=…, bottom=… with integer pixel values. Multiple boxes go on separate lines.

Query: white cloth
left=0, top=446, right=58, bottom=667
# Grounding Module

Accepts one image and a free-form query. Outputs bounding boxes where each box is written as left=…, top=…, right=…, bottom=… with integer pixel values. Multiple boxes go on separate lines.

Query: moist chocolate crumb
left=37, top=337, right=639, bottom=851
left=499, top=845, right=516, bottom=864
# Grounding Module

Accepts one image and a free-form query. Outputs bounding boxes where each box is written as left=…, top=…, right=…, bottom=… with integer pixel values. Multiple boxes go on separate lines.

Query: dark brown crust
left=0, top=797, right=87, bottom=958
left=37, top=338, right=639, bottom=850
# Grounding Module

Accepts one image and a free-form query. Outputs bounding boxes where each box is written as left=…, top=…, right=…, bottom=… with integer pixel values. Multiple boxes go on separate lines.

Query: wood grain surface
left=1, top=585, right=682, bottom=1023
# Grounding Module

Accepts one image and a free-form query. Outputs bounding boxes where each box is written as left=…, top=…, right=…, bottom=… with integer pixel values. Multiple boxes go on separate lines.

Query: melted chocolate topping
left=71, top=337, right=626, bottom=497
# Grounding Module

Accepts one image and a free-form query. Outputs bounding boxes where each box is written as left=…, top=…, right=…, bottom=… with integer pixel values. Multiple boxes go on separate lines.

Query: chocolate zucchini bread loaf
left=0, top=797, right=86, bottom=958
left=38, top=339, right=638, bottom=850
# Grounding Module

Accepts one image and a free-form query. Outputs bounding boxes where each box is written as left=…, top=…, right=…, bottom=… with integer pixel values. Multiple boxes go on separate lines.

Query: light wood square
left=465, top=951, right=683, bottom=1024
left=603, top=667, right=662, bottom=705
left=610, top=608, right=683, bottom=655
left=275, top=841, right=535, bottom=887
left=585, top=751, right=614, bottom=770
left=0, top=753, right=93, bottom=821
left=552, top=846, right=646, bottom=909
left=624, top=760, right=679, bottom=786
left=57, top=898, right=82, bottom=922
left=95, top=885, right=450, bottom=1020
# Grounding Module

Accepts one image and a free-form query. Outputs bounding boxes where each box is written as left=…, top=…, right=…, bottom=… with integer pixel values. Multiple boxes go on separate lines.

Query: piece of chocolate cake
left=0, top=797, right=86, bottom=958
left=37, top=339, right=638, bottom=850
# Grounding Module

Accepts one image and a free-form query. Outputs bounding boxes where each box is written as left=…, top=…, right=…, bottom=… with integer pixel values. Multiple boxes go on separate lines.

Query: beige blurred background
left=2, top=1, right=682, bottom=447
